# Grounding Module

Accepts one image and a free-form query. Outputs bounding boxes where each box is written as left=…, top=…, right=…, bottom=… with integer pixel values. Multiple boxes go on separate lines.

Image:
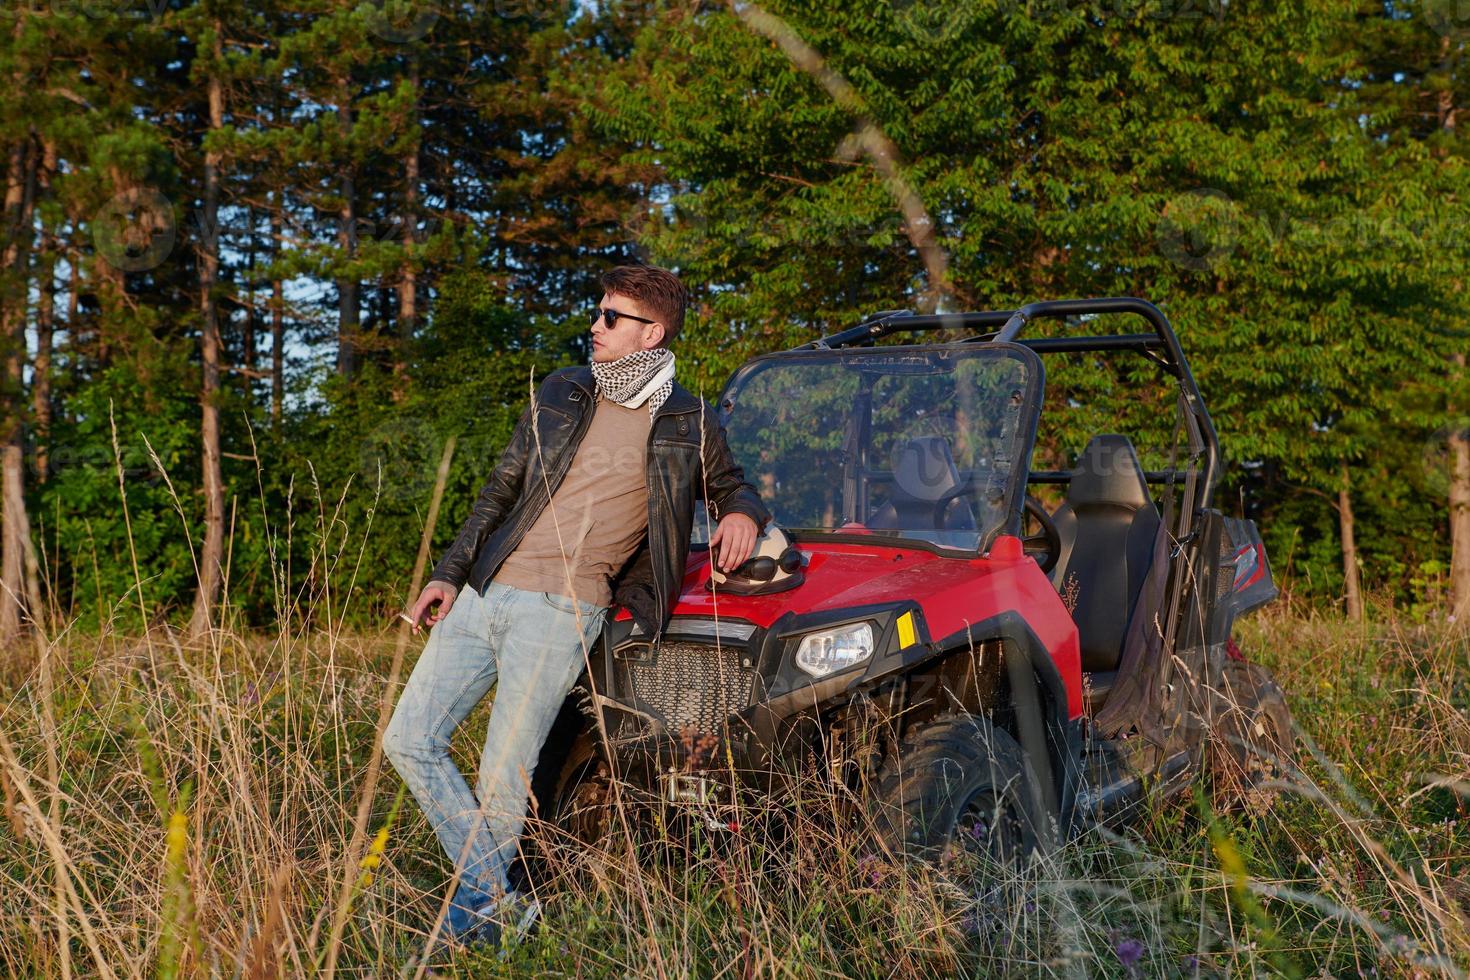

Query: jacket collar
left=655, top=382, right=700, bottom=419
left=562, top=365, right=595, bottom=394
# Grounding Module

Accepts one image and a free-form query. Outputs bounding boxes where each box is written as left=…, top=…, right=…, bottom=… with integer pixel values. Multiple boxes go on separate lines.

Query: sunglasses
left=725, top=547, right=804, bottom=582
left=591, top=306, right=658, bottom=331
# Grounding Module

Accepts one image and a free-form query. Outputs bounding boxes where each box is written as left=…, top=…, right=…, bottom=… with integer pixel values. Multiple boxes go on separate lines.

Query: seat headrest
left=1066, top=434, right=1152, bottom=511
left=892, top=436, right=963, bottom=503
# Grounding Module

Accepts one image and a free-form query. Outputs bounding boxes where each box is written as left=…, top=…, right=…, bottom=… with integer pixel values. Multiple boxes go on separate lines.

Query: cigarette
left=398, top=612, right=417, bottom=627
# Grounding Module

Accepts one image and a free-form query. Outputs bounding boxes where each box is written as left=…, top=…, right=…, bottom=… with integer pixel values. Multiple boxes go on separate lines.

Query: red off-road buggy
left=533, top=297, right=1293, bottom=864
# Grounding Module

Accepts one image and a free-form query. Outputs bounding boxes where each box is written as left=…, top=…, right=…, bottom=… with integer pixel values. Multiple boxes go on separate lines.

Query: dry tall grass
left=1, top=432, right=1467, bottom=976
left=0, top=601, right=1465, bottom=977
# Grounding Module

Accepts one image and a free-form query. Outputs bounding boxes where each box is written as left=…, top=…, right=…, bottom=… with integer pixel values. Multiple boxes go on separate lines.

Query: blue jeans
left=383, top=580, right=608, bottom=904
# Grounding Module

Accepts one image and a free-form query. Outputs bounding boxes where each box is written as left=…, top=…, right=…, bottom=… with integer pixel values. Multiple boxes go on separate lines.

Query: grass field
left=0, top=602, right=1466, bottom=978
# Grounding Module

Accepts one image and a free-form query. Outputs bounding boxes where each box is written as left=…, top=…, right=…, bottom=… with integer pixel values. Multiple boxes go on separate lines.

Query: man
left=383, top=264, right=769, bottom=947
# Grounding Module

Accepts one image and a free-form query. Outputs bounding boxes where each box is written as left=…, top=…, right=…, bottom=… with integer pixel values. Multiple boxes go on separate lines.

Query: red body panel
left=616, top=538, right=1085, bottom=719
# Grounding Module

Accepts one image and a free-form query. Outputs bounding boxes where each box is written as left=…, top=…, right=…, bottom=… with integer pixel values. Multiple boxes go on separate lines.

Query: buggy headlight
left=794, top=623, right=874, bottom=678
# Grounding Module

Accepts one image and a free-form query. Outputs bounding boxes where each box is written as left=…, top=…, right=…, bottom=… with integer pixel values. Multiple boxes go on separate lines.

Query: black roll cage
left=798, top=297, right=1221, bottom=510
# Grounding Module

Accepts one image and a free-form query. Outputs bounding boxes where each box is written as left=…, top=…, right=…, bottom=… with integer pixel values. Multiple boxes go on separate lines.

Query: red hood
left=668, top=541, right=981, bottom=626
left=614, top=537, right=1084, bottom=718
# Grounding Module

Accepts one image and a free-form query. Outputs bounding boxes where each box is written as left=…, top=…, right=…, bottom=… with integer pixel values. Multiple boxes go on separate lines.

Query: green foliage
left=39, top=358, right=202, bottom=634
left=0, top=0, right=1464, bottom=625
left=591, top=0, right=1468, bottom=604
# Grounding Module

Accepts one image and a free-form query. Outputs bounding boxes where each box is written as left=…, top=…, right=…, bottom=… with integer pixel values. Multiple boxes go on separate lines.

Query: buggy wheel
left=550, top=751, right=620, bottom=846
left=520, top=740, right=617, bottom=892
left=1210, top=659, right=1296, bottom=812
left=872, top=713, right=1052, bottom=873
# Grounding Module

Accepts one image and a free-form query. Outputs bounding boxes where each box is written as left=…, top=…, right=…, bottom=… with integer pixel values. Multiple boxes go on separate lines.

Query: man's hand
left=709, top=513, right=759, bottom=572
left=408, top=580, right=459, bottom=633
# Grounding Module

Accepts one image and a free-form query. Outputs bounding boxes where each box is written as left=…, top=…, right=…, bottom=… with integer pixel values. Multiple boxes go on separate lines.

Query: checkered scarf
left=590, top=348, right=676, bottom=416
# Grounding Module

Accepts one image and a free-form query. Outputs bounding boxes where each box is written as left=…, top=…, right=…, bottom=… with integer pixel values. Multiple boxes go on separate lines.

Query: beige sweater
left=493, top=397, right=652, bottom=607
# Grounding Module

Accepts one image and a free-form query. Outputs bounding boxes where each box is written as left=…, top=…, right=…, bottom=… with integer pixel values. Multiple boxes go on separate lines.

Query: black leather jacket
left=427, top=365, right=770, bottom=642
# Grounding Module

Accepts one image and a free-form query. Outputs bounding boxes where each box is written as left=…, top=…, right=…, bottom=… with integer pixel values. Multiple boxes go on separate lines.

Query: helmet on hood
left=708, top=524, right=806, bottom=596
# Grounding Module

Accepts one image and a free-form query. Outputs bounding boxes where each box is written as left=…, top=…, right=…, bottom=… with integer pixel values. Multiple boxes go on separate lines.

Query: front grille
left=624, top=641, right=756, bottom=736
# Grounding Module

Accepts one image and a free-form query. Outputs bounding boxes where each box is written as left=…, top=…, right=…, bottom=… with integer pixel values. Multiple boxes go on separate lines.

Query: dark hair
left=600, top=265, right=688, bottom=346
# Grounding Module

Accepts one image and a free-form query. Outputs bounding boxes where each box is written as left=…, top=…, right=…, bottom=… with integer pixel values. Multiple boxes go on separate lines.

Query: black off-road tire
left=521, top=733, right=621, bottom=893
left=871, top=713, right=1052, bottom=870
left=1210, top=659, right=1296, bottom=813
left=550, top=753, right=620, bottom=845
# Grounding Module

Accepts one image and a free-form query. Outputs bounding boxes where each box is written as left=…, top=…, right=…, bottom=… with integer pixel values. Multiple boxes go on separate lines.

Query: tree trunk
left=335, top=80, right=359, bottom=378
left=0, top=138, right=36, bottom=645
left=31, top=139, right=54, bottom=486
left=393, top=61, right=419, bottom=403
left=188, top=37, right=226, bottom=641
left=242, top=205, right=256, bottom=388
left=1439, top=46, right=1468, bottom=621
left=1339, top=463, right=1363, bottom=623
left=270, top=194, right=284, bottom=431
left=1451, top=352, right=1470, bottom=620
left=17, top=142, right=39, bottom=630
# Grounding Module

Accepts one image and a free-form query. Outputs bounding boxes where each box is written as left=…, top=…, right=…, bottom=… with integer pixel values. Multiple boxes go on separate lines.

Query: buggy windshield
left=718, top=345, right=1041, bottom=553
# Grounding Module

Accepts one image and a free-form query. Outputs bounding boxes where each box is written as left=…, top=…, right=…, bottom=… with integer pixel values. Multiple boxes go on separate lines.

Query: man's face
left=591, top=292, right=666, bottom=363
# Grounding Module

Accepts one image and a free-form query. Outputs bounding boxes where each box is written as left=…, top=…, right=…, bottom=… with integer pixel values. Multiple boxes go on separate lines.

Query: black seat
left=1049, top=435, right=1161, bottom=673
left=868, top=436, right=977, bottom=533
